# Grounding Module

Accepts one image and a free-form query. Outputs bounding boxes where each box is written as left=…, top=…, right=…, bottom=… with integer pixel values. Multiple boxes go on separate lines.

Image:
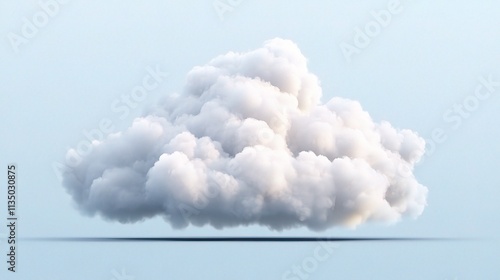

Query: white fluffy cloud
left=62, top=38, right=427, bottom=231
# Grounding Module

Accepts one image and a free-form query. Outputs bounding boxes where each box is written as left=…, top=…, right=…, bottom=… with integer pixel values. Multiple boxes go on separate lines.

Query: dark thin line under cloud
left=24, top=237, right=465, bottom=242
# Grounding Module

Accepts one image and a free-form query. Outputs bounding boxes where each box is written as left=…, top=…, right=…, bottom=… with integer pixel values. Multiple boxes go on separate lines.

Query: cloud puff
left=62, top=38, right=427, bottom=231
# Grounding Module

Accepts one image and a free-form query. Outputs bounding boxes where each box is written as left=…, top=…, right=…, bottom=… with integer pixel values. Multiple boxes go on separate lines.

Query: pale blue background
left=1, top=1, right=499, bottom=279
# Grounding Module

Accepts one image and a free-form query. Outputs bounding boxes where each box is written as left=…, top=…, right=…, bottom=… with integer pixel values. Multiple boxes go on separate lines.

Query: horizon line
left=23, top=237, right=468, bottom=242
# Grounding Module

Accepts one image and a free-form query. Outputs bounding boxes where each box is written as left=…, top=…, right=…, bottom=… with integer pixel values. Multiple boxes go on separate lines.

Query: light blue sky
left=1, top=1, right=499, bottom=279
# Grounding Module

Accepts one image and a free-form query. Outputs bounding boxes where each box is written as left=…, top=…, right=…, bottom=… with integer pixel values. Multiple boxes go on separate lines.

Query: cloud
left=62, top=38, right=427, bottom=231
